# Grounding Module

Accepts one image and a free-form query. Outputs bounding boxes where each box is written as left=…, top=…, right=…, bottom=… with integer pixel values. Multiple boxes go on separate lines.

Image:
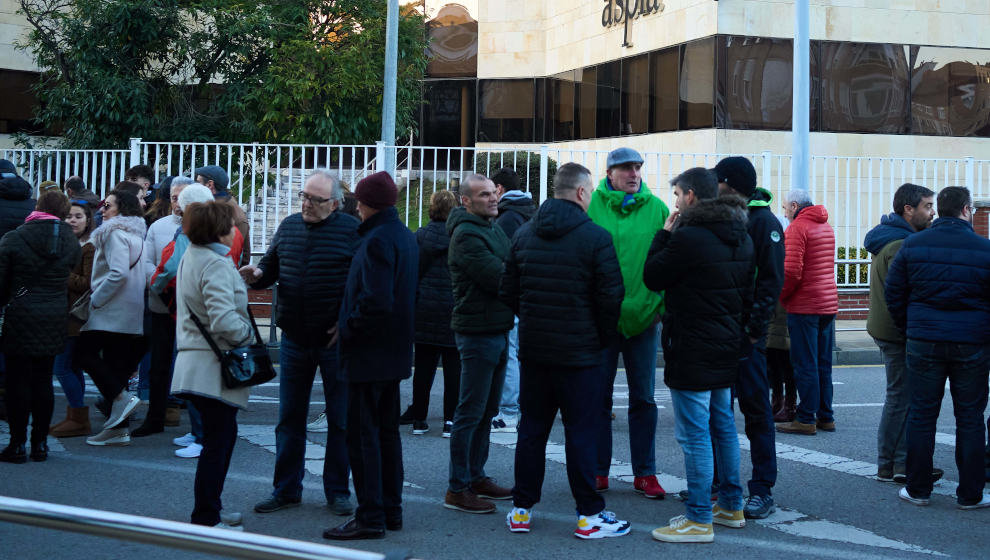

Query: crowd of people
left=0, top=148, right=987, bottom=545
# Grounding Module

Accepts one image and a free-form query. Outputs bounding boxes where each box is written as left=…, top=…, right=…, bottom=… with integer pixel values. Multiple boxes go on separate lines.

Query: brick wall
left=249, top=289, right=273, bottom=318
left=837, top=291, right=869, bottom=320
left=974, top=202, right=990, bottom=239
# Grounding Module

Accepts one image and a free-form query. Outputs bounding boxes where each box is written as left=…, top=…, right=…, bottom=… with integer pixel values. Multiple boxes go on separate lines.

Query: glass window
left=0, top=70, right=46, bottom=135
left=421, top=80, right=475, bottom=147
left=576, top=66, right=598, bottom=139
left=651, top=47, right=679, bottom=132
left=911, top=46, right=990, bottom=137
left=716, top=36, right=794, bottom=130
left=478, top=79, right=534, bottom=143
left=621, top=54, right=650, bottom=135
left=820, top=42, right=910, bottom=134
left=550, top=71, right=576, bottom=142
left=597, top=61, right=621, bottom=138
left=426, top=4, right=478, bottom=78
left=680, top=38, right=715, bottom=129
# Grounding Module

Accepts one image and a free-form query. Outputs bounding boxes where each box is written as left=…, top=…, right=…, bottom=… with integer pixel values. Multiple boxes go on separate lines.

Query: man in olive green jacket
left=863, top=183, right=934, bottom=482
left=588, top=147, right=670, bottom=499
left=444, top=174, right=516, bottom=514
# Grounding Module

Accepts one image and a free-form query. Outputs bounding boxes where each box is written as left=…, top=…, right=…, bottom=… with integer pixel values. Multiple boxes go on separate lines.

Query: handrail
left=0, top=496, right=411, bottom=560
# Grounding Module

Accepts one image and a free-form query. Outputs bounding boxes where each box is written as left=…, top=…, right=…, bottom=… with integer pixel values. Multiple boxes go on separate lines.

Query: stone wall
left=0, top=0, right=35, bottom=72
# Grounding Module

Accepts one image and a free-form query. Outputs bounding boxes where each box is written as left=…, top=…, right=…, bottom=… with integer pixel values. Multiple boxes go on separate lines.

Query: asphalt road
left=1, top=364, right=988, bottom=559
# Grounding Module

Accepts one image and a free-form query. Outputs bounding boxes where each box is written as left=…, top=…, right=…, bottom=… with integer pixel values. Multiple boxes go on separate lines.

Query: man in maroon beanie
left=324, top=171, right=418, bottom=540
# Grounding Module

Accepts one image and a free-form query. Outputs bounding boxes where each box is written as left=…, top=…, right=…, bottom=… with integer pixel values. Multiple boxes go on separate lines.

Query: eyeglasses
left=297, top=191, right=331, bottom=204
left=102, top=202, right=112, bottom=210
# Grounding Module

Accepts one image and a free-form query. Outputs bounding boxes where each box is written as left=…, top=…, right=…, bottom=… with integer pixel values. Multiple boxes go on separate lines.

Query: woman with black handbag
left=0, top=191, right=81, bottom=463
left=50, top=199, right=96, bottom=437
left=171, top=201, right=254, bottom=530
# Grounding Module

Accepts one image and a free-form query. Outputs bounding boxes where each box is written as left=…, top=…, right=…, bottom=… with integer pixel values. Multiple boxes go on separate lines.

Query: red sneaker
left=634, top=475, right=666, bottom=499
left=595, top=476, right=609, bottom=493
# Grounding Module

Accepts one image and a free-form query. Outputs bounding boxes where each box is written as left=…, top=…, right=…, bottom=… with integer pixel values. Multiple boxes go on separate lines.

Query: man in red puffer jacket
left=777, top=189, right=838, bottom=436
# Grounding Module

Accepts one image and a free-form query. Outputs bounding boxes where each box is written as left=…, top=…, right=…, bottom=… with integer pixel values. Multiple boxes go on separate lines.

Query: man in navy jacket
left=325, top=171, right=418, bottom=540
left=885, top=186, right=990, bottom=509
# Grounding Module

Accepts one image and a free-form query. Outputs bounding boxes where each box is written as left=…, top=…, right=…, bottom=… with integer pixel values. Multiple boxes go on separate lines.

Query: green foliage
left=473, top=151, right=558, bottom=204
left=16, top=0, right=429, bottom=148
left=836, top=246, right=869, bottom=285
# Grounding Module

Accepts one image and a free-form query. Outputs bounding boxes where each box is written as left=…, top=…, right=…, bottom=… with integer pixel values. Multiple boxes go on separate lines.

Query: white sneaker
left=213, top=522, right=244, bottom=531
left=175, top=442, right=203, bottom=458
left=898, top=486, right=930, bottom=506
left=574, top=510, right=630, bottom=539
left=105, top=392, right=141, bottom=430
left=959, top=494, right=990, bottom=510
left=173, top=433, right=196, bottom=447
left=220, top=511, right=243, bottom=526
left=86, top=427, right=131, bottom=446
left=491, top=415, right=517, bottom=433
left=306, top=412, right=328, bottom=433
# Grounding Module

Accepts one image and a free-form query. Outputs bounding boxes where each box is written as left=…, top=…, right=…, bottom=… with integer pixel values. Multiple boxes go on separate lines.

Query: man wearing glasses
left=240, top=171, right=361, bottom=518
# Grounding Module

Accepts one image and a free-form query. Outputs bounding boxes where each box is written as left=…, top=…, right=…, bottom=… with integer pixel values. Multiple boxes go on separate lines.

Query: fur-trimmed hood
left=678, top=195, right=749, bottom=247
left=90, top=215, right=146, bottom=248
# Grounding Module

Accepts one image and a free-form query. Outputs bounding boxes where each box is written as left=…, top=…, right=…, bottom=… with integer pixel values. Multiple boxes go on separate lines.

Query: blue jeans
left=905, top=340, right=989, bottom=505
left=498, top=319, right=520, bottom=419
left=449, top=332, right=508, bottom=492
left=53, top=337, right=85, bottom=408
left=787, top=313, right=835, bottom=424
left=734, top=336, right=777, bottom=496
left=597, top=323, right=659, bottom=477
left=671, top=387, right=743, bottom=524
left=274, top=335, right=349, bottom=501
left=875, top=339, right=909, bottom=471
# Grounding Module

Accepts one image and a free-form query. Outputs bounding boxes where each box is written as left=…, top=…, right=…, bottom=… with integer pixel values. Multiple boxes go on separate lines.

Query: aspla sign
left=601, top=0, right=665, bottom=47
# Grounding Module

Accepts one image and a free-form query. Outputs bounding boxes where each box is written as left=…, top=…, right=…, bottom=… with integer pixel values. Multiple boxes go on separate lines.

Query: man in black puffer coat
left=644, top=168, right=753, bottom=542
left=499, top=162, right=630, bottom=539
left=0, top=159, right=36, bottom=240
left=241, top=171, right=359, bottom=516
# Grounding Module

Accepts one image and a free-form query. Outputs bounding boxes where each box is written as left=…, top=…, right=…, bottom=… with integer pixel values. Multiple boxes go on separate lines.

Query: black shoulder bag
left=190, top=306, right=276, bottom=389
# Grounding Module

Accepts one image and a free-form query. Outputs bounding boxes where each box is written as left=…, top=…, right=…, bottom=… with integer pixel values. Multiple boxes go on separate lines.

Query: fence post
left=965, top=156, right=975, bottom=189
left=375, top=141, right=386, bottom=173
left=539, top=146, right=549, bottom=203
left=761, top=150, right=772, bottom=191
left=129, top=138, right=142, bottom=168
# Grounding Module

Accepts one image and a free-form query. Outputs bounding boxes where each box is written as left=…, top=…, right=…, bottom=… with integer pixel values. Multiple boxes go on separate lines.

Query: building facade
left=421, top=0, right=990, bottom=159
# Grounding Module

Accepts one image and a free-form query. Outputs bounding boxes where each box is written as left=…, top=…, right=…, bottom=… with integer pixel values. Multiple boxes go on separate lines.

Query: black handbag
left=190, top=306, right=276, bottom=389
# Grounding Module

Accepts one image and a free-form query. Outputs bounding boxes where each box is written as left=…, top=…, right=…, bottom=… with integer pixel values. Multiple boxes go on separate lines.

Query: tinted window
left=621, top=53, right=650, bottom=135
left=680, top=38, right=715, bottom=129
left=550, top=71, right=576, bottom=142
left=911, top=46, right=990, bottom=137
left=820, top=42, right=910, bottom=133
left=597, top=61, right=621, bottom=137
left=651, top=47, right=679, bottom=132
left=717, top=36, right=794, bottom=130
left=421, top=80, right=475, bottom=147
left=478, top=79, right=534, bottom=142
left=576, top=66, right=598, bottom=139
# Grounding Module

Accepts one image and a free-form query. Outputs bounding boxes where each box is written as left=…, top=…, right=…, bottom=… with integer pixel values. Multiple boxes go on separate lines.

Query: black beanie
left=713, top=157, right=757, bottom=197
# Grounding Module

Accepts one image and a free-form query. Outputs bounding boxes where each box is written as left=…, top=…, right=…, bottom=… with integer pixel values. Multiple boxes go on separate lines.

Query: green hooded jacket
left=588, top=177, right=670, bottom=338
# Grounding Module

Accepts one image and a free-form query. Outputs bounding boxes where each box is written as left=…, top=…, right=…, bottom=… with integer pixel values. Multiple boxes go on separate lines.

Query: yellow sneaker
left=712, top=505, right=745, bottom=528
left=651, top=515, right=714, bottom=543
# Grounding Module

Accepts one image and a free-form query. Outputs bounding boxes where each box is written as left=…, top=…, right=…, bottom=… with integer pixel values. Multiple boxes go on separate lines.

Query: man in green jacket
left=588, top=147, right=670, bottom=499
left=863, top=182, right=934, bottom=483
left=444, top=173, right=516, bottom=514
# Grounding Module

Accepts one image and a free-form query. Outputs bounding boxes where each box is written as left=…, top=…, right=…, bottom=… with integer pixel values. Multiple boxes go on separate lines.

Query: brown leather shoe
left=776, top=420, right=816, bottom=435
left=470, top=477, right=511, bottom=500
left=443, top=490, right=495, bottom=513
left=816, top=419, right=836, bottom=432
left=164, top=406, right=181, bottom=427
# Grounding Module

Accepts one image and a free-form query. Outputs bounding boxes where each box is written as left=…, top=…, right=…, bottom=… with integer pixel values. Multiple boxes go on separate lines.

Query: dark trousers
left=4, top=354, right=56, bottom=445
left=145, top=312, right=177, bottom=425
left=904, top=340, right=989, bottom=506
left=767, top=347, right=794, bottom=402
left=274, top=336, right=349, bottom=502
left=409, top=343, right=461, bottom=422
left=347, top=380, right=403, bottom=530
left=787, top=313, right=835, bottom=424
left=449, top=332, right=508, bottom=492
left=74, top=330, right=147, bottom=401
left=512, top=361, right=605, bottom=516
left=733, top=337, right=777, bottom=497
left=188, top=395, right=239, bottom=526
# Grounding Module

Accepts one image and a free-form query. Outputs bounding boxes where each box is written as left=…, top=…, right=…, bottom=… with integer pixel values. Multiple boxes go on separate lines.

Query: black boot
left=30, top=441, right=48, bottom=462
left=0, top=443, right=27, bottom=464
left=131, top=421, right=165, bottom=438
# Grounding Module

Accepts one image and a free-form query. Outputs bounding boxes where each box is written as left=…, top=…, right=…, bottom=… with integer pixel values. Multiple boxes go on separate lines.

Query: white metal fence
left=5, top=139, right=990, bottom=290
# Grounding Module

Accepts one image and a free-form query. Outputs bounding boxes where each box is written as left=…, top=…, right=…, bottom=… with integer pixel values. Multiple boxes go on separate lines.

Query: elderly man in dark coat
left=324, top=171, right=418, bottom=540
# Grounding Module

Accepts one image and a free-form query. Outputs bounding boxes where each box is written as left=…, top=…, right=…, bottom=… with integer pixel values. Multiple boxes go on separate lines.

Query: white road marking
left=489, top=432, right=942, bottom=556
left=237, top=424, right=423, bottom=489
left=0, top=423, right=65, bottom=452
left=747, top=438, right=959, bottom=498
left=833, top=403, right=884, bottom=407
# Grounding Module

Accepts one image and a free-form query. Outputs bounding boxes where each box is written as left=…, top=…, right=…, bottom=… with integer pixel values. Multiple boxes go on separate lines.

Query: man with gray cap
left=588, top=147, right=670, bottom=499
left=713, top=156, right=784, bottom=519
left=195, top=165, right=251, bottom=266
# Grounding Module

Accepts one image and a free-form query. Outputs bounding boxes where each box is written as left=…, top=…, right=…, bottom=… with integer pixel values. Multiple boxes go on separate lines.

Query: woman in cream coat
left=171, top=200, right=253, bottom=530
